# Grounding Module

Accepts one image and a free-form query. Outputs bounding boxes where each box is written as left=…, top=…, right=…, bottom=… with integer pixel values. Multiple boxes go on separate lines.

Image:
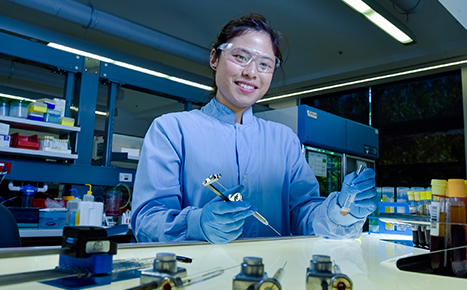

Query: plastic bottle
left=407, top=191, right=419, bottom=247
left=430, top=179, right=447, bottom=271
left=66, top=190, right=81, bottom=226
left=9, top=99, right=29, bottom=118
left=105, top=186, right=122, bottom=221
left=21, top=184, right=37, bottom=208
left=424, top=190, right=432, bottom=216
left=407, top=191, right=416, bottom=214
left=446, top=179, right=467, bottom=276
left=414, top=191, right=426, bottom=248
left=424, top=190, right=432, bottom=248
left=83, top=184, right=95, bottom=202
left=0, top=97, right=9, bottom=116
left=79, top=184, right=104, bottom=226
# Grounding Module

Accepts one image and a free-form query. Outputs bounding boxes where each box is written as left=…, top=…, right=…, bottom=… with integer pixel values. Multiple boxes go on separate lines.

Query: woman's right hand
left=200, top=185, right=256, bottom=244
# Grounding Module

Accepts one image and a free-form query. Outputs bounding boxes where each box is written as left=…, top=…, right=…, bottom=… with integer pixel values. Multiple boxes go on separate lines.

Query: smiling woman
left=210, top=30, right=276, bottom=124
left=209, top=13, right=283, bottom=124
left=130, top=13, right=378, bottom=245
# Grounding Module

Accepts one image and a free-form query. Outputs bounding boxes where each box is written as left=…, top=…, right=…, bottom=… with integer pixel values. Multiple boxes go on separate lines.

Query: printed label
left=86, top=240, right=110, bottom=253
left=430, top=202, right=440, bottom=236
left=307, top=110, right=317, bottom=119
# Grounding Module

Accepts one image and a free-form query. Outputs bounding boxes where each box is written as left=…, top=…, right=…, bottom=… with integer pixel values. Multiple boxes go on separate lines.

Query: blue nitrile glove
left=200, top=185, right=256, bottom=244
left=337, top=168, right=378, bottom=219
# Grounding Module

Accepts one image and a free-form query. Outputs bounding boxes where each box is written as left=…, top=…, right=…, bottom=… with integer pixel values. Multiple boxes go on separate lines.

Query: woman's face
left=211, top=30, right=275, bottom=113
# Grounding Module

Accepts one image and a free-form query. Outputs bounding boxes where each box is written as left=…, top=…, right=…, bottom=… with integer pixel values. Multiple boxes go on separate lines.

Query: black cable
left=0, top=172, right=6, bottom=186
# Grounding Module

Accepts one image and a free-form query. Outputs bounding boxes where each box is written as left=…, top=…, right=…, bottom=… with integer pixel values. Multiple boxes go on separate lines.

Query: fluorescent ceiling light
left=341, top=0, right=414, bottom=44
left=95, top=111, right=107, bottom=116
left=47, top=43, right=213, bottom=91
left=47, top=43, right=114, bottom=63
left=0, top=93, right=35, bottom=102
left=258, top=59, right=467, bottom=103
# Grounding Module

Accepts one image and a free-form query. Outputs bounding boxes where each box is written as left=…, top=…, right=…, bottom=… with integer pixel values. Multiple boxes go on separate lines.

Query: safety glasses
left=218, top=43, right=280, bottom=74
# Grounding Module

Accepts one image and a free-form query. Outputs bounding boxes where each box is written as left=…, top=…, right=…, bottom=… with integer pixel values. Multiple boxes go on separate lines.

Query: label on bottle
left=409, top=200, right=417, bottom=214
left=430, top=202, right=440, bottom=236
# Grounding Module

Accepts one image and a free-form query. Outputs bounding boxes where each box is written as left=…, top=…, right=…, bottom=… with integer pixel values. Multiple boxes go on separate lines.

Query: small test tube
left=340, top=165, right=366, bottom=216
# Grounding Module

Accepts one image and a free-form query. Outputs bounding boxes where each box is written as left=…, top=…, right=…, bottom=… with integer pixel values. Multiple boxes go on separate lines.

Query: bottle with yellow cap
left=430, top=179, right=447, bottom=271
left=79, top=184, right=104, bottom=226
left=407, top=191, right=419, bottom=247
left=83, top=184, right=95, bottom=202
left=423, top=190, right=432, bottom=249
left=446, top=179, right=467, bottom=276
left=424, top=190, right=432, bottom=216
left=414, top=191, right=422, bottom=215
left=412, top=190, right=427, bottom=247
left=407, top=191, right=416, bottom=214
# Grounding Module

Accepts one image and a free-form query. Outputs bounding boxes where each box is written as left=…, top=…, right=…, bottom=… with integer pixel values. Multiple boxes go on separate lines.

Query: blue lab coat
left=131, top=98, right=365, bottom=242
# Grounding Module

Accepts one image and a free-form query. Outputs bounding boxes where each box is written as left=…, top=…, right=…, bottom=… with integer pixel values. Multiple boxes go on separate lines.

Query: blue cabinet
left=256, top=105, right=379, bottom=159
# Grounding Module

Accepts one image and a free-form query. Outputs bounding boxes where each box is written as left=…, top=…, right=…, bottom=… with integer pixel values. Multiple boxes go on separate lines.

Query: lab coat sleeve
left=288, top=134, right=365, bottom=239
left=131, top=115, right=207, bottom=242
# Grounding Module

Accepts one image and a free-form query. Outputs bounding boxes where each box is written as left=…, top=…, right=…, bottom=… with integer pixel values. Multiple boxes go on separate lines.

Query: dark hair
left=211, top=13, right=283, bottom=95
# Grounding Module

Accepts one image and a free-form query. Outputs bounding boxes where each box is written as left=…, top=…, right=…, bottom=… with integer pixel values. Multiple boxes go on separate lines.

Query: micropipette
left=182, top=265, right=238, bottom=287
left=340, top=165, right=366, bottom=216
left=203, top=174, right=282, bottom=236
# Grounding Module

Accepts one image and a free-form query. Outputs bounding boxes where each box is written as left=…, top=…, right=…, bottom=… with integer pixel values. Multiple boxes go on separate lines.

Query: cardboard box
left=0, top=122, right=9, bottom=135
left=0, top=135, right=10, bottom=148
left=39, top=208, right=67, bottom=229
left=112, top=147, right=141, bottom=157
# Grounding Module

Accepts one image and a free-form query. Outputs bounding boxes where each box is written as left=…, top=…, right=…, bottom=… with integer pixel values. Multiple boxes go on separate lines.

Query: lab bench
left=18, top=228, right=135, bottom=247
left=0, top=233, right=465, bottom=289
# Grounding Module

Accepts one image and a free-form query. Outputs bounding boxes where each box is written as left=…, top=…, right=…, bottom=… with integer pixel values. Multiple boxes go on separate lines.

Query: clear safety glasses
left=217, top=43, right=280, bottom=74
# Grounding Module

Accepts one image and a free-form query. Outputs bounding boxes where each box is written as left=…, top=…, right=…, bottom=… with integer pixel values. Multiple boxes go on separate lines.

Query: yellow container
left=60, top=117, right=75, bottom=127
left=414, top=191, right=420, bottom=201
left=425, top=190, right=432, bottom=200
left=431, top=179, right=447, bottom=196
left=28, top=102, right=47, bottom=113
left=447, top=179, right=465, bottom=198
left=63, top=196, right=74, bottom=201
left=36, top=98, right=56, bottom=109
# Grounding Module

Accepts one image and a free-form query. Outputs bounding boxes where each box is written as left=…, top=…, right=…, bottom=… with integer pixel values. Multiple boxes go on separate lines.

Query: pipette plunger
left=203, top=174, right=281, bottom=236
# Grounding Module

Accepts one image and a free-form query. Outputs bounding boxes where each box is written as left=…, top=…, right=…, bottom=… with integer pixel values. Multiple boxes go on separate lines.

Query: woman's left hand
left=337, top=168, right=378, bottom=218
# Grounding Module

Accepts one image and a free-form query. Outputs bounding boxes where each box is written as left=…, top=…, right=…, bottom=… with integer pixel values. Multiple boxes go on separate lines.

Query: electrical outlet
left=0, top=162, right=11, bottom=174
left=119, top=173, right=132, bottom=182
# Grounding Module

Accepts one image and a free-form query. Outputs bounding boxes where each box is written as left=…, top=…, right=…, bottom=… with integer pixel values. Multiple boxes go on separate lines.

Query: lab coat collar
left=202, top=98, right=254, bottom=125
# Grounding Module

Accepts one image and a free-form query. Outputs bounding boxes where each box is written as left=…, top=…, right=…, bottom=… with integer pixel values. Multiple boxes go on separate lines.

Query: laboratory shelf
left=19, top=228, right=63, bottom=238
left=379, top=213, right=430, bottom=226
left=0, top=115, right=80, bottom=134
left=111, top=152, right=139, bottom=163
left=0, top=147, right=78, bottom=160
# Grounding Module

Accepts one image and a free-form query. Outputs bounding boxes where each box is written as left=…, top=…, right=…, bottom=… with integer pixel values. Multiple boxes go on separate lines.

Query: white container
left=9, top=100, right=29, bottom=118
left=0, top=135, right=10, bottom=148
left=112, top=147, right=141, bottom=158
left=78, top=201, right=104, bottom=226
left=54, top=98, right=66, bottom=118
left=381, top=187, right=395, bottom=202
left=0, top=98, right=9, bottom=116
left=0, top=122, right=9, bottom=135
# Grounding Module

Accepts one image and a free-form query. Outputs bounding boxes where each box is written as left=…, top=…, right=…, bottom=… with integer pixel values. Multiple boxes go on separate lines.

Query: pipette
left=257, top=262, right=287, bottom=290
left=182, top=264, right=238, bottom=287
left=340, top=165, right=366, bottom=216
left=203, top=174, right=281, bottom=236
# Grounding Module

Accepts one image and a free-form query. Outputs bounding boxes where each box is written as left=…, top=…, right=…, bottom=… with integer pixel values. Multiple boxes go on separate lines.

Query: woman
left=131, top=13, right=377, bottom=244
